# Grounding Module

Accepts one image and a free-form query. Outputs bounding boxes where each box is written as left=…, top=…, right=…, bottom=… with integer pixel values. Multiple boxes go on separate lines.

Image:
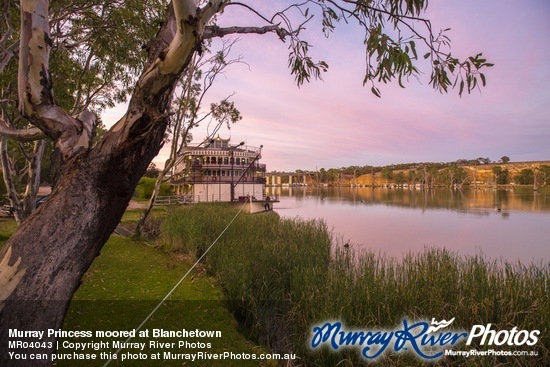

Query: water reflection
left=269, top=187, right=550, bottom=264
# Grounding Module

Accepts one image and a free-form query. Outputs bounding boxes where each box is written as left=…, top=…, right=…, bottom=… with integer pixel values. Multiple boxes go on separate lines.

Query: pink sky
left=103, top=0, right=550, bottom=172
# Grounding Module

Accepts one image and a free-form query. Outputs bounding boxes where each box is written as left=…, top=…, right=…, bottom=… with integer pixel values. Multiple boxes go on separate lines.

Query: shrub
left=134, top=177, right=171, bottom=199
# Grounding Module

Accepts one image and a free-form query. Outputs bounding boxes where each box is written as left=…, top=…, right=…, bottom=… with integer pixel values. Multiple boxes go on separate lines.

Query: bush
left=134, top=177, right=171, bottom=199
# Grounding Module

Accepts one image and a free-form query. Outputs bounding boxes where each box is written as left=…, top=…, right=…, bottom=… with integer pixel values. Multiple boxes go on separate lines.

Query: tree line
left=287, top=157, right=550, bottom=188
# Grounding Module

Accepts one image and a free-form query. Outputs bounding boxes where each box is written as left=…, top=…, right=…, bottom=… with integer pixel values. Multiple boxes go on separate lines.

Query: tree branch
left=203, top=25, right=289, bottom=40
left=0, top=115, right=46, bottom=142
left=17, top=0, right=97, bottom=163
left=0, top=40, right=18, bottom=74
left=0, top=0, right=18, bottom=73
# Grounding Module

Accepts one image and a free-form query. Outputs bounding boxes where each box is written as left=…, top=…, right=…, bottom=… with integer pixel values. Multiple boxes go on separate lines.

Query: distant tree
left=394, top=172, right=406, bottom=186
left=407, top=169, right=419, bottom=185
left=535, top=165, right=550, bottom=187
left=492, top=166, right=509, bottom=185
left=514, top=169, right=534, bottom=185
left=439, top=164, right=468, bottom=188
left=144, top=163, right=160, bottom=178
left=477, top=157, right=491, bottom=165
left=500, top=156, right=510, bottom=164
left=135, top=177, right=171, bottom=199
left=343, top=165, right=362, bottom=185
left=418, top=164, right=439, bottom=188
left=318, top=168, right=327, bottom=184
left=381, top=167, right=394, bottom=184
left=327, top=168, right=340, bottom=184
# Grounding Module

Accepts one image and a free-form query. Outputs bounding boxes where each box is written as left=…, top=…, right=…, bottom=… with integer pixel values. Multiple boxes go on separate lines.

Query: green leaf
left=410, top=41, right=417, bottom=59
left=480, top=73, right=486, bottom=86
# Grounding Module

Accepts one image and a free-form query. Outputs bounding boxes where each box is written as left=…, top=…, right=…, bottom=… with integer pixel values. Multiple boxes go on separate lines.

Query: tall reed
left=161, top=204, right=548, bottom=366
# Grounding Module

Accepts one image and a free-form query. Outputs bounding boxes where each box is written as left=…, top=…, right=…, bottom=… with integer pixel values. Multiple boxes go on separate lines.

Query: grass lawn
left=0, top=214, right=272, bottom=367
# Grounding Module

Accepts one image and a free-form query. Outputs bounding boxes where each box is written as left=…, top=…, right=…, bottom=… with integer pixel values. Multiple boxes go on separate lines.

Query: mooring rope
left=103, top=201, right=248, bottom=366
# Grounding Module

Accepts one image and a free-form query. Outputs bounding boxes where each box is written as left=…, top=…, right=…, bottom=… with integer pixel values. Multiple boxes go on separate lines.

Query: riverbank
left=161, top=203, right=549, bottom=366
left=1, top=204, right=547, bottom=366
left=0, top=216, right=272, bottom=367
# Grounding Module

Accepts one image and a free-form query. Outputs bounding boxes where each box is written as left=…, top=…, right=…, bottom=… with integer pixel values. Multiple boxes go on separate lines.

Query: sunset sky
left=103, top=0, right=550, bottom=172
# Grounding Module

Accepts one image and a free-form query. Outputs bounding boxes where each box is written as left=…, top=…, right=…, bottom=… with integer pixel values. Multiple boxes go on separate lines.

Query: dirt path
left=127, top=200, right=147, bottom=210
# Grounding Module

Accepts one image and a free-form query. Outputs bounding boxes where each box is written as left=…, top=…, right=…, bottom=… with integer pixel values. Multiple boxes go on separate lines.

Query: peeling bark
left=0, top=247, right=26, bottom=312
left=17, top=0, right=97, bottom=168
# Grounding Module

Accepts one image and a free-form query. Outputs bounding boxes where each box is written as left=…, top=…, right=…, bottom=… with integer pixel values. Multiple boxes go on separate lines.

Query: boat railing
left=173, top=176, right=266, bottom=184
left=190, top=162, right=266, bottom=171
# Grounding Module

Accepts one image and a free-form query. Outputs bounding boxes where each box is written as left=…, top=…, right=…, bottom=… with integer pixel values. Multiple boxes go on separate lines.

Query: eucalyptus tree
left=535, top=165, right=550, bottom=188
left=439, top=164, right=468, bottom=188
left=492, top=165, right=509, bottom=185
left=0, top=0, right=165, bottom=222
left=0, top=1, right=491, bottom=364
left=514, top=169, right=534, bottom=185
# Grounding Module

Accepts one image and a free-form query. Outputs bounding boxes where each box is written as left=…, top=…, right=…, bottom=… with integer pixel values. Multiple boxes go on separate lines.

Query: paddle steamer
left=171, top=136, right=267, bottom=203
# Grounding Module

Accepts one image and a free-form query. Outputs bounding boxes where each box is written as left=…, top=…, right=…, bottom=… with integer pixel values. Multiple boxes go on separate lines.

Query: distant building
left=170, top=136, right=266, bottom=203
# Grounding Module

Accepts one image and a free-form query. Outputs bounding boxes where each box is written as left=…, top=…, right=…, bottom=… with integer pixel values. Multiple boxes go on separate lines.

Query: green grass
left=1, top=213, right=273, bottom=367
left=161, top=203, right=549, bottom=367
left=0, top=217, right=18, bottom=246
left=61, top=235, right=270, bottom=367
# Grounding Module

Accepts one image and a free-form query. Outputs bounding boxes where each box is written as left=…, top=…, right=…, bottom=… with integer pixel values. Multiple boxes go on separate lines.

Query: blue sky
left=103, top=0, right=550, bottom=172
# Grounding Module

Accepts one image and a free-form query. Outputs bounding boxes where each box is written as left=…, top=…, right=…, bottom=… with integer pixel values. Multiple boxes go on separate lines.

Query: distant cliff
left=354, top=160, right=550, bottom=187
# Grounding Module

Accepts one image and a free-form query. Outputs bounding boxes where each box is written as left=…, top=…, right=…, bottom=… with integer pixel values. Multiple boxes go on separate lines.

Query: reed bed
left=161, top=204, right=548, bottom=366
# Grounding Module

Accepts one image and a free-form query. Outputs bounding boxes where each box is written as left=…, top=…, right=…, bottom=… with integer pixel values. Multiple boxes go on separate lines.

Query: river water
left=268, top=186, right=549, bottom=264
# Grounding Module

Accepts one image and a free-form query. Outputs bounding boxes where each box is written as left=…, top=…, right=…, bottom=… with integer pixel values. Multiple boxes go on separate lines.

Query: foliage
left=500, top=156, right=511, bottom=164
left=381, top=166, right=394, bottom=181
left=514, top=169, right=534, bottom=185
left=536, top=165, right=550, bottom=187
left=394, top=171, right=406, bottom=185
left=491, top=165, right=509, bottom=185
left=161, top=204, right=548, bottom=366
left=134, top=177, right=171, bottom=199
left=1, top=0, right=165, bottom=113
left=438, top=164, right=468, bottom=187
left=272, top=1, right=493, bottom=95
left=144, top=163, right=160, bottom=178
left=0, top=0, right=166, bottom=223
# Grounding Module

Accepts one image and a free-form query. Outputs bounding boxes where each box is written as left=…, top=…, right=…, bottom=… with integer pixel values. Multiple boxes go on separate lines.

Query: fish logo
left=427, top=317, right=455, bottom=333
